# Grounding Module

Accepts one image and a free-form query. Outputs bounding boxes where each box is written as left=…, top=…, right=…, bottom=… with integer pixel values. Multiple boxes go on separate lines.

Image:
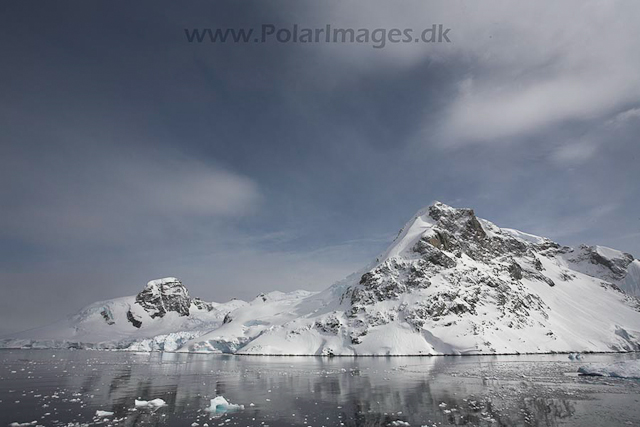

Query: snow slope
left=181, top=202, right=640, bottom=355
left=3, top=202, right=640, bottom=355
left=0, top=278, right=247, bottom=351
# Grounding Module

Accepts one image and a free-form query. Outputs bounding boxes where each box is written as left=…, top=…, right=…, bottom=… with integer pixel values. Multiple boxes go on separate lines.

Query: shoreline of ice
left=578, top=360, right=640, bottom=379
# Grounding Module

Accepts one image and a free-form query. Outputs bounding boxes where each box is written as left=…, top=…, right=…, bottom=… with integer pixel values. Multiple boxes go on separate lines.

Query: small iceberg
left=578, top=360, right=640, bottom=379
left=134, top=398, right=167, bottom=409
left=205, top=396, right=245, bottom=414
left=95, top=410, right=114, bottom=417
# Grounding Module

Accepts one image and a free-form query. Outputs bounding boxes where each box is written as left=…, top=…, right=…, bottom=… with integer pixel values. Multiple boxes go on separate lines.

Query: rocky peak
left=427, top=202, right=487, bottom=243
left=582, top=245, right=634, bottom=277
left=344, top=202, right=562, bottom=332
left=428, top=201, right=474, bottom=221
left=568, top=245, right=636, bottom=285
left=135, top=277, right=191, bottom=318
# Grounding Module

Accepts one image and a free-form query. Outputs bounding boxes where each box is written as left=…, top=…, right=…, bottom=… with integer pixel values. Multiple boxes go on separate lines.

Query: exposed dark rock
left=428, top=204, right=487, bottom=245
left=192, top=298, right=214, bottom=311
left=126, top=310, right=142, bottom=328
left=223, top=312, right=233, bottom=324
left=508, top=261, right=523, bottom=280
left=583, top=245, right=634, bottom=278
left=600, top=281, right=624, bottom=294
left=413, top=240, right=457, bottom=268
left=315, top=315, right=342, bottom=334
left=100, top=308, right=115, bottom=325
left=359, top=272, right=374, bottom=286
left=135, top=277, right=191, bottom=318
left=560, top=271, right=575, bottom=281
left=407, top=264, right=432, bottom=288
left=427, top=230, right=454, bottom=251
left=533, top=258, right=544, bottom=271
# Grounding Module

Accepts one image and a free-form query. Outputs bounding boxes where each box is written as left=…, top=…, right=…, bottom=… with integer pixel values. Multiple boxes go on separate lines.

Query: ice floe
left=205, top=395, right=244, bottom=413
left=578, top=360, right=640, bottom=378
left=134, top=398, right=167, bottom=408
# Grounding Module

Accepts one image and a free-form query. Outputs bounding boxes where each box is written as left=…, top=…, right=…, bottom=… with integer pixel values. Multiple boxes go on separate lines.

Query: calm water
left=1, top=350, right=639, bottom=427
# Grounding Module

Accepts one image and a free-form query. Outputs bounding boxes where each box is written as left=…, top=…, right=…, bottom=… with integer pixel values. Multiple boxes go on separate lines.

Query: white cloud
left=439, top=2, right=640, bottom=144
left=305, top=1, right=640, bottom=145
left=115, top=158, right=259, bottom=217
left=550, top=139, right=599, bottom=166
left=0, top=145, right=260, bottom=246
left=443, top=71, right=637, bottom=143
left=607, top=107, right=640, bottom=126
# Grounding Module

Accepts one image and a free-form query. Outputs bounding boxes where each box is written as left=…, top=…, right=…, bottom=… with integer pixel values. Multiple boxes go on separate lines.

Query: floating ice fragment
left=205, top=396, right=244, bottom=413
left=578, top=360, right=640, bottom=379
left=134, top=398, right=167, bottom=408
left=96, top=410, right=114, bottom=417
left=9, top=422, right=37, bottom=427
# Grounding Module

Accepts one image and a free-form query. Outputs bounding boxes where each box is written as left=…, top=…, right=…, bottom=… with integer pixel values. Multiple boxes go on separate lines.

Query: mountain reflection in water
left=1, top=351, right=639, bottom=426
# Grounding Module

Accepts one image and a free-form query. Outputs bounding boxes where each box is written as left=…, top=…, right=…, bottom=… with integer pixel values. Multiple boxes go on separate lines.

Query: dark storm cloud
left=1, top=1, right=640, bottom=335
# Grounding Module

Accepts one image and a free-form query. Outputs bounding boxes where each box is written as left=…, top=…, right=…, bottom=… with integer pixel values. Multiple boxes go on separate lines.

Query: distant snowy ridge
left=1, top=278, right=248, bottom=351
left=2, top=202, right=640, bottom=355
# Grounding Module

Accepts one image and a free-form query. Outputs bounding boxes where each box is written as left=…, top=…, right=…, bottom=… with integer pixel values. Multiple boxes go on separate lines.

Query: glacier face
left=3, top=202, right=640, bottom=355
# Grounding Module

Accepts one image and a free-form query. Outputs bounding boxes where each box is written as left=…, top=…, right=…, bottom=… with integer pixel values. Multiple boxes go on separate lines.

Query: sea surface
left=1, top=350, right=639, bottom=426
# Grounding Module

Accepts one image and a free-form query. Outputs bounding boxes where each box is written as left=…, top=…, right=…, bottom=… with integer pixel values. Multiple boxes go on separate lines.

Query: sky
left=1, top=1, right=639, bottom=335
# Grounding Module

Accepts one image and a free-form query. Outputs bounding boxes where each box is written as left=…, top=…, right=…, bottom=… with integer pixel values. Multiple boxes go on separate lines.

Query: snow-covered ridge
left=0, top=277, right=249, bottom=351
left=2, top=202, right=640, bottom=355
left=146, top=277, right=181, bottom=287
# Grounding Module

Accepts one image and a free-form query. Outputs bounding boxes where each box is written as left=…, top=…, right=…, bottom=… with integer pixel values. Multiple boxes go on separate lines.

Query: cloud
left=550, top=139, right=599, bottom=166
left=443, top=72, right=636, bottom=144
left=302, top=1, right=640, bottom=145
left=114, top=159, right=259, bottom=217
left=437, top=2, right=640, bottom=144
left=0, top=143, right=260, bottom=247
left=607, top=107, right=640, bottom=126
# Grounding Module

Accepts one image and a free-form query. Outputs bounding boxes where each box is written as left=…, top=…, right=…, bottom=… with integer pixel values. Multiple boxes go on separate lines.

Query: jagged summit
left=2, top=203, right=640, bottom=355
left=134, top=277, right=219, bottom=322
left=136, top=277, right=192, bottom=318
left=381, top=201, right=552, bottom=267
left=221, top=203, right=640, bottom=355
left=145, top=277, right=183, bottom=288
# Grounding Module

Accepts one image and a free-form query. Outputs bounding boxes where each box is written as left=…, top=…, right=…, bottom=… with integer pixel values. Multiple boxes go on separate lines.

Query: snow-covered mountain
left=0, top=277, right=248, bottom=351
left=3, top=202, right=640, bottom=355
